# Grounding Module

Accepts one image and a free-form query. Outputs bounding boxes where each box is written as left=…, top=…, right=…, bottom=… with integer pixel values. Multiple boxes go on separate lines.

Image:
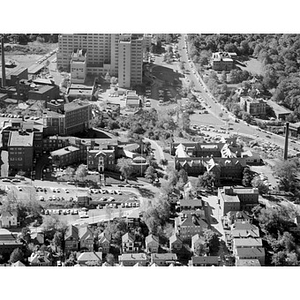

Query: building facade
left=240, top=96, right=267, bottom=117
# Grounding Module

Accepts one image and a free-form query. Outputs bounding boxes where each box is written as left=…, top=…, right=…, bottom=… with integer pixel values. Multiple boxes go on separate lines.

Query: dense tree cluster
left=188, top=34, right=300, bottom=122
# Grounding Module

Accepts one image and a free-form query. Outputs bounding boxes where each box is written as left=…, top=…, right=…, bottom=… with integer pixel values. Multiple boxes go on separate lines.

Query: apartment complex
left=57, top=34, right=144, bottom=88
left=218, top=186, right=259, bottom=216
left=240, top=96, right=267, bottom=117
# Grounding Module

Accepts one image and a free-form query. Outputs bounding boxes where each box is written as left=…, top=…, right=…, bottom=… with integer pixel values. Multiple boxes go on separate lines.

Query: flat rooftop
left=267, top=100, right=292, bottom=115
left=51, top=146, right=79, bottom=157
left=64, top=100, right=90, bottom=112
left=9, top=131, right=34, bottom=147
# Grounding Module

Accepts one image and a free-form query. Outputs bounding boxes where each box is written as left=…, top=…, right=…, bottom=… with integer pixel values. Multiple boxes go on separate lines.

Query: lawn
left=239, top=57, right=264, bottom=76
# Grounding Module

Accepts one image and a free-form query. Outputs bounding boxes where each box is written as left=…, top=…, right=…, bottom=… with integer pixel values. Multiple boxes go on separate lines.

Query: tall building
left=240, top=96, right=266, bottom=117
left=57, top=34, right=144, bottom=88
left=118, top=34, right=143, bottom=88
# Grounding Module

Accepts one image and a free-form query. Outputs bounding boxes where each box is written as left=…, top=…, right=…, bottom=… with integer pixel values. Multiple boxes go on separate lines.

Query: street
left=177, top=35, right=300, bottom=156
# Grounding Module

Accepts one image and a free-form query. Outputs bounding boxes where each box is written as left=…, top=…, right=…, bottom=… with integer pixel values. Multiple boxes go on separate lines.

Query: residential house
left=169, top=234, right=183, bottom=252
left=175, top=213, right=208, bottom=241
left=150, top=253, right=178, bottom=266
left=235, top=247, right=265, bottom=266
left=78, top=226, right=94, bottom=251
left=77, top=252, right=102, bottom=266
left=145, top=234, right=159, bottom=253
left=65, top=225, right=79, bottom=252
left=232, top=237, right=263, bottom=252
left=0, top=229, right=22, bottom=256
left=0, top=211, right=18, bottom=228
left=11, top=260, right=26, bottom=267
left=189, top=256, right=220, bottom=266
left=211, top=52, right=234, bottom=71
left=122, top=233, right=140, bottom=253
left=98, top=232, right=111, bottom=254
left=126, top=210, right=141, bottom=227
left=118, top=253, right=148, bottom=266
left=28, top=251, right=52, bottom=266
left=235, top=258, right=261, bottom=266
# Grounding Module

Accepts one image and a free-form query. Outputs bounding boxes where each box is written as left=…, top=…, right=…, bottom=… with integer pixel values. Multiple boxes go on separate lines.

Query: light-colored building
left=57, top=34, right=144, bottom=87
left=122, top=233, right=140, bottom=253
left=77, top=252, right=102, bottom=266
left=78, top=226, right=94, bottom=251
left=0, top=211, right=18, bottom=228
left=150, top=253, right=178, bottom=266
left=70, top=49, right=87, bottom=84
left=118, top=35, right=143, bottom=88
left=240, top=96, right=267, bottom=117
left=145, top=234, right=159, bottom=253
left=118, top=253, right=148, bottom=266
left=98, top=232, right=111, bottom=254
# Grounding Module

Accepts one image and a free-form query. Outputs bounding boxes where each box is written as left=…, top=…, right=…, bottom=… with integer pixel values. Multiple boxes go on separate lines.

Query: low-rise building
left=77, top=251, right=102, bottom=266
left=0, top=229, right=22, bottom=256
left=175, top=213, right=209, bottom=241
left=241, top=150, right=261, bottom=165
left=189, top=256, right=220, bottom=266
left=98, top=232, right=111, bottom=253
left=28, top=251, right=52, bottom=266
left=145, top=234, right=159, bottom=253
left=124, top=90, right=142, bottom=109
left=218, top=186, right=259, bottom=216
left=65, top=225, right=79, bottom=253
left=211, top=52, right=234, bottom=71
left=169, top=234, right=183, bottom=252
left=0, top=211, right=18, bottom=228
left=50, top=146, right=80, bottom=168
left=191, top=234, right=206, bottom=254
left=235, top=258, right=261, bottom=266
left=150, top=253, right=178, bottom=266
left=78, top=226, right=94, bottom=251
left=240, top=96, right=267, bottom=117
left=122, top=233, right=140, bottom=253
left=235, top=247, right=265, bottom=266
left=266, top=100, right=292, bottom=120
left=118, top=253, right=148, bottom=266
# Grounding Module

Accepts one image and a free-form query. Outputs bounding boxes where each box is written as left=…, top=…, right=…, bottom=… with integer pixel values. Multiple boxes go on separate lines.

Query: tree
left=144, top=166, right=157, bottom=183
left=104, top=72, right=111, bottom=82
left=242, top=166, right=254, bottom=187
left=219, top=112, right=224, bottom=118
left=178, top=169, right=188, bottom=185
left=251, top=176, right=269, bottom=194
left=65, top=167, right=75, bottom=178
left=106, top=253, right=115, bottom=266
left=110, top=77, right=118, bottom=85
left=196, top=172, right=216, bottom=192
left=159, top=158, right=168, bottom=166
left=274, top=158, right=300, bottom=193
left=75, top=164, right=88, bottom=182
left=20, top=227, right=31, bottom=244
left=203, top=229, right=220, bottom=255
left=117, top=158, right=133, bottom=182
left=9, top=248, right=24, bottom=264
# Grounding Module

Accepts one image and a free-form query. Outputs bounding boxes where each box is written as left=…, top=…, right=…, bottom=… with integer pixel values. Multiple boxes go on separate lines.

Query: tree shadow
left=136, top=187, right=155, bottom=199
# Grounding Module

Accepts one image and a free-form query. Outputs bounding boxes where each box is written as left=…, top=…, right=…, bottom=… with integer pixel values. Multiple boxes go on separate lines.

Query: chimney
left=284, top=122, right=289, bottom=160
left=1, top=36, right=6, bottom=87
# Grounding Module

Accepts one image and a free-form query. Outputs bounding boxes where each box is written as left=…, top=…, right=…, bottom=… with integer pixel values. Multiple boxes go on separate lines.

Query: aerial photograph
left=1, top=32, right=300, bottom=270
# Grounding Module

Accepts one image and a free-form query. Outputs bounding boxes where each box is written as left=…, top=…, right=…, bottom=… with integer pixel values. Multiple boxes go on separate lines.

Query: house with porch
left=122, top=233, right=140, bottom=253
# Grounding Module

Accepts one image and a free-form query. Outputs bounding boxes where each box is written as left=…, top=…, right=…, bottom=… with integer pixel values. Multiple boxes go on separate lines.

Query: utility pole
left=1, top=36, right=6, bottom=87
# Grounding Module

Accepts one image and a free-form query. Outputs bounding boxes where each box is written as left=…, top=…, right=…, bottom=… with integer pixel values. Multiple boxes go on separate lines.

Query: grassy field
left=239, top=57, right=264, bottom=76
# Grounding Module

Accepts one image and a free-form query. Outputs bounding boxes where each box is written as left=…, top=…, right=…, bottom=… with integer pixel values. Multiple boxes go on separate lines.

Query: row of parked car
left=44, top=209, right=79, bottom=215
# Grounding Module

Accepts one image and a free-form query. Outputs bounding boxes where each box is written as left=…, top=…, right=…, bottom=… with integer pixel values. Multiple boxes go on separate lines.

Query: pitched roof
left=119, top=253, right=148, bottom=261
left=236, top=259, right=261, bottom=266
left=151, top=253, right=178, bottom=261
left=236, top=247, right=265, bottom=258
left=77, top=252, right=102, bottom=262
left=169, top=234, right=182, bottom=244
left=65, top=225, right=79, bottom=240
left=78, top=226, right=93, bottom=240
left=145, top=234, right=159, bottom=245
left=11, top=260, right=25, bottom=267
left=122, top=232, right=135, bottom=243
left=233, top=238, right=263, bottom=248
left=191, top=256, right=220, bottom=265
left=99, top=232, right=111, bottom=243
